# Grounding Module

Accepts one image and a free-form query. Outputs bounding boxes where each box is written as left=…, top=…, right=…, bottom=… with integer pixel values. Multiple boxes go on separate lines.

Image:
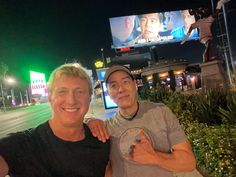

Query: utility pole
left=26, top=89, right=29, bottom=105
left=101, top=48, right=105, bottom=68
left=20, top=91, right=23, bottom=105
left=222, top=5, right=236, bottom=84
left=213, top=0, right=235, bottom=85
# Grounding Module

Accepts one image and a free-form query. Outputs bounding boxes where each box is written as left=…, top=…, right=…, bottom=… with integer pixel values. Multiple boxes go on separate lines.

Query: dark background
left=0, top=0, right=235, bottom=85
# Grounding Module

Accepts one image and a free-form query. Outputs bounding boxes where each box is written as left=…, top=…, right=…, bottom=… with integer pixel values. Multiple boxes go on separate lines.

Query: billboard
left=30, top=71, right=47, bottom=97
left=109, top=9, right=198, bottom=49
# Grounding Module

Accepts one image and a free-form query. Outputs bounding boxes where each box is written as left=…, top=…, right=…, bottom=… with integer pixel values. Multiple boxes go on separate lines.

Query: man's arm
left=87, top=119, right=109, bottom=143
left=127, top=131, right=196, bottom=172
left=0, top=155, right=9, bottom=177
left=154, top=139, right=196, bottom=172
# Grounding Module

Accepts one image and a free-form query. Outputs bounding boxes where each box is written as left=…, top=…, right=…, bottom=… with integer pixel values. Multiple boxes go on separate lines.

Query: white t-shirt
left=105, top=101, right=187, bottom=177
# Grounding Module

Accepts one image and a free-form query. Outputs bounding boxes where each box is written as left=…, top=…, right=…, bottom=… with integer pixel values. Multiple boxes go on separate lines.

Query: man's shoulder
left=139, top=101, right=171, bottom=116
left=0, top=121, right=49, bottom=145
left=139, top=101, right=166, bottom=109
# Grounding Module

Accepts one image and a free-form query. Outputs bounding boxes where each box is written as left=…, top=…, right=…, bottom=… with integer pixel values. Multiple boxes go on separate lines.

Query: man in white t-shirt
left=85, top=65, right=196, bottom=177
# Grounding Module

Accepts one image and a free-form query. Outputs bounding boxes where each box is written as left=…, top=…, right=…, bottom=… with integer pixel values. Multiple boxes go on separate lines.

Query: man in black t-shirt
left=0, top=63, right=110, bottom=177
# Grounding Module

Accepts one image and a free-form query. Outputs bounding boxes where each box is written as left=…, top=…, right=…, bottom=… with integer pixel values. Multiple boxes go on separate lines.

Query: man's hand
left=125, top=131, right=157, bottom=165
left=87, top=119, right=109, bottom=143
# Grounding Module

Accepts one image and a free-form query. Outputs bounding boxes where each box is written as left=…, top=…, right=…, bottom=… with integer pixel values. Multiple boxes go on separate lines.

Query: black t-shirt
left=0, top=121, right=110, bottom=177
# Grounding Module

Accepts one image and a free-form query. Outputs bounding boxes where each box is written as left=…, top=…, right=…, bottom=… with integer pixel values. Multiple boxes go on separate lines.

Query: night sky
left=0, top=0, right=235, bottom=85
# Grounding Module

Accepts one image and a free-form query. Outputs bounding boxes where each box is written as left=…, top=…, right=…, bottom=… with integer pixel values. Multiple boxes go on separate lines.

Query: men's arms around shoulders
left=84, top=117, right=110, bottom=143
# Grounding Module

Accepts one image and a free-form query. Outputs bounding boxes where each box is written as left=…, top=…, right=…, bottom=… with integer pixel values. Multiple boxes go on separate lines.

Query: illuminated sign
left=30, top=71, right=47, bottom=96
left=101, top=81, right=117, bottom=109
left=95, top=61, right=104, bottom=68
left=96, top=68, right=107, bottom=81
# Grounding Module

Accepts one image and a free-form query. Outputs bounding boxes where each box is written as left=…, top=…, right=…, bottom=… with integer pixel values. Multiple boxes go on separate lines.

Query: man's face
left=111, top=16, right=135, bottom=42
left=107, top=71, right=137, bottom=110
left=49, top=76, right=91, bottom=127
left=140, top=13, right=161, bottom=39
left=123, top=16, right=135, bottom=40
left=182, top=10, right=195, bottom=32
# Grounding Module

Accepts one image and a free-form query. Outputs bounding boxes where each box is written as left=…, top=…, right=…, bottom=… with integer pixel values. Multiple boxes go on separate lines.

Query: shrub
left=185, top=122, right=236, bottom=177
left=139, top=84, right=171, bottom=103
left=218, top=92, right=236, bottom=124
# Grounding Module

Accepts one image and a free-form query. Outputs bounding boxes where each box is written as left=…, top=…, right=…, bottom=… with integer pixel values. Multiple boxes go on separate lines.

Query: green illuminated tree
left=0, top=62, right=8, bottom=80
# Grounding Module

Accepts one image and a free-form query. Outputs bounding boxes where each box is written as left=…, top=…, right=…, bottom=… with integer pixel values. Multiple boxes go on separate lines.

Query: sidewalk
left=86, top=99, right=204, bottom=177
left=86, top=98, right=117, bottom=120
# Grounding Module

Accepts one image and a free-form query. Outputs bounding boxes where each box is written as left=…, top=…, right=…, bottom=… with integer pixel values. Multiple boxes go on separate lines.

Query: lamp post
left=25, top=89, right=29, bottom=105
left=101, top=48, right=105, bottom=68
left=20, top=91, right=23, bottom=105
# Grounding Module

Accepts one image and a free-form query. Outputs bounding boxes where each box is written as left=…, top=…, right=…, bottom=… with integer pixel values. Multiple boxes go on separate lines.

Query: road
left=0, top=99, right=115, bottom=139
left=0, top=103, right=52, bottom=138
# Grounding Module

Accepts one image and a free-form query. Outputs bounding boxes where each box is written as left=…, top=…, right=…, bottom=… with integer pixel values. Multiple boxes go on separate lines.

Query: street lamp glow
left=190, top=76, right=195, bottom=82
left=5, top=77, right=16, bottom=84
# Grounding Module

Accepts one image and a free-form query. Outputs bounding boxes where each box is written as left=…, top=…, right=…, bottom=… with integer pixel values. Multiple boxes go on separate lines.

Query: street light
left=101, top=48, right=105, bottom=68
left=5, top=77, right=16, bottom=85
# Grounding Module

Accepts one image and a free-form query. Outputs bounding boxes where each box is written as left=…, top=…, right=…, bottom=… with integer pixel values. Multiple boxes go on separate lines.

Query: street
left=0, top=99, right=115, bottom=139
left=0, top=103, right=52, bottom=138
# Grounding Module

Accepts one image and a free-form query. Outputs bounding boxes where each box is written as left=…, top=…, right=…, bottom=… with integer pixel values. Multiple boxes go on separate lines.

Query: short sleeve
left=161, top=106, right=187, bottom=147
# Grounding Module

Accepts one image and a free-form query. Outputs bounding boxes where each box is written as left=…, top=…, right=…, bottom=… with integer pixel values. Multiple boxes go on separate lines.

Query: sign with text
left=30, top=71, right=47, bottom=96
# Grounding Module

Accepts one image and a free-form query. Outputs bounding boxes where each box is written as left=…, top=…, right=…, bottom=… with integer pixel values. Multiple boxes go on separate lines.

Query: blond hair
left=48, top=63, right=92, bottom=96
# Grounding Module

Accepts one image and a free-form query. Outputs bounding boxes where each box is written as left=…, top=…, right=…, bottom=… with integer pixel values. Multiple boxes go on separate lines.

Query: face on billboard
left=182, top=10, right=196, bottom=32
left=139, top=13, right=162, bottom=39
left=109, top=16, right=136, bottom=43
left=109, top=9, right=198, bottom=49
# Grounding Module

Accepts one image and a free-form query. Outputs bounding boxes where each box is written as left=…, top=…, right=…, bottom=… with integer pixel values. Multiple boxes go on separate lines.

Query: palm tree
left=0, top=62, right=8, bottom=111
